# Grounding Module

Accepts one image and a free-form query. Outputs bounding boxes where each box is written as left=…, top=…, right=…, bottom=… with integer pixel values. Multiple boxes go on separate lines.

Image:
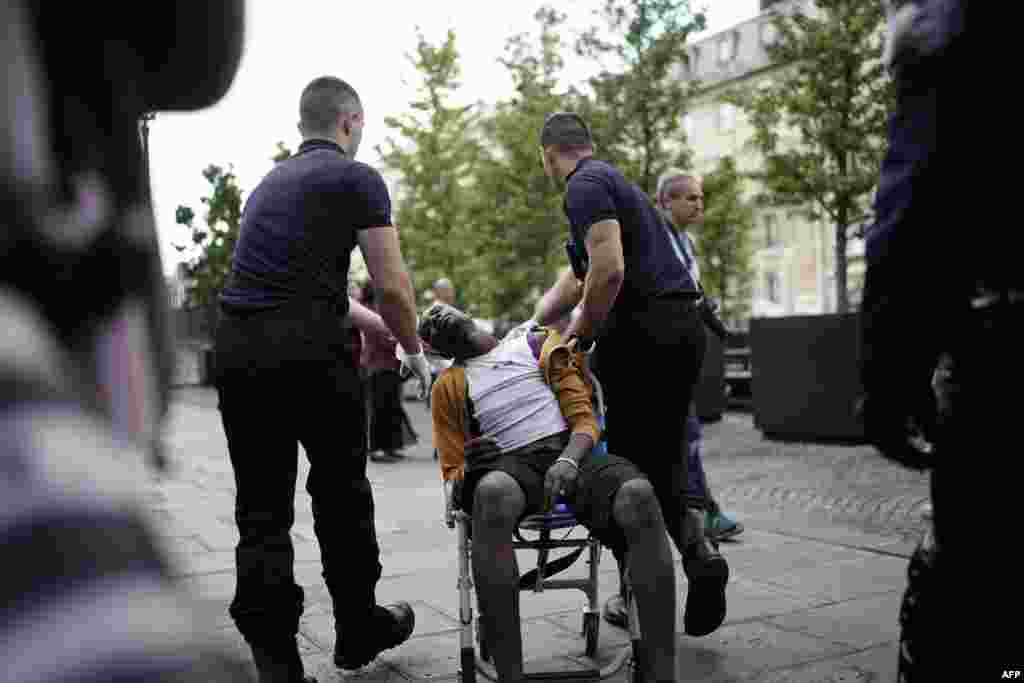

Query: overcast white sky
left=151, top=0, right=760, bottom=275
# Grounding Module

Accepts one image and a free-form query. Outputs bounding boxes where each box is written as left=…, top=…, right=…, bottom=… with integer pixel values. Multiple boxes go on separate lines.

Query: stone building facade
left=680, top=0, right=866, bottom=319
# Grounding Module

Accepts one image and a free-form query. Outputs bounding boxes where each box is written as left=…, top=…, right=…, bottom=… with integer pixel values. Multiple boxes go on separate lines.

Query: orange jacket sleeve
left=539, top=331, right=600, bottom=446
left=430, top=367, right=468, bottom=482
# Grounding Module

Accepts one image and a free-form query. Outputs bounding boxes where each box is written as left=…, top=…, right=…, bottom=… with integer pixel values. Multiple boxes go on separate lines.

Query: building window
left=716, top=103, right=737, bottom=131
left=690, top=46, right=701, bottom=73
left=718, top=32, right=737, bottom=63
left=763, top=214, right=778, bottom=247
left=765, top=271, right=780, bottom=303
left=760, top=21, right=778, bottom=47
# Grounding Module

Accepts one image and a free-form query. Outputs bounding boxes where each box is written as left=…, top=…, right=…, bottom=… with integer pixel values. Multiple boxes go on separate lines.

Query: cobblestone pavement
left=698, top=414, right=930, bottom=544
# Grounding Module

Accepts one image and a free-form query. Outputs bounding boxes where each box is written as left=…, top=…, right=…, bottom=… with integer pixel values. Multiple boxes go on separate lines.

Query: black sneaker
left=334, top=602, right=416, bottom=670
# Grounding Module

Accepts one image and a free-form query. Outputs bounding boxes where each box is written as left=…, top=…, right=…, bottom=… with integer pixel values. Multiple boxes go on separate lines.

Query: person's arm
left=538, top=332, right=599, bottom=462
left=349, top=164, right=421, bottom=355
left=358, top=227, right=421, bottom=355
left=558, top=174, right=625, bottom=345
left=431, top=370, right=467, bottom=482
left=533, top=267, right=583, bottom=326
left=566, top=218, right=624, bottom=344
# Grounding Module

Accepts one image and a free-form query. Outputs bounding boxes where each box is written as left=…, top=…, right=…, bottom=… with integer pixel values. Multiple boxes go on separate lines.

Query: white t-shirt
left=462, top=328, right=568, bottom=453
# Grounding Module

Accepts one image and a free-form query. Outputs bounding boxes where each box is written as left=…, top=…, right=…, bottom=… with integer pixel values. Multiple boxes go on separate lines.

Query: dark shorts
left=460, top=432, right=645, bottom=555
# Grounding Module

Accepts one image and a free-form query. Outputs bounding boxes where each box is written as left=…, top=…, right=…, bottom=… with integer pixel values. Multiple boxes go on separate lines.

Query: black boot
left=334, top=602, right=416, bottom=670
left=249, top=637, right=312, bottom=683
left=681, top=507, right=729, bottom=637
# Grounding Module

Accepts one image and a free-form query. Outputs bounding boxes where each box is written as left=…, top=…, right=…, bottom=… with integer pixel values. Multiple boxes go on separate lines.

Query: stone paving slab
left=673, top=620, right=857, bottom=682
left=750, top=554, right=909, bottom=605
left=765, top=591, right=903, bottom=650
left=715, top=577, right=830, bottom=626
left=380, top=631, right=462, bottom=679
left=305, top=657, right=407, bottom=683
left=744, top=641, right=899, bottom=682
left=545, top=609, right=633, bottom=651
left=726, top=543, right=873, bottom=583
left=712, top=506, right=918, bottom=558
left=176, top=570, right=236, bottom=603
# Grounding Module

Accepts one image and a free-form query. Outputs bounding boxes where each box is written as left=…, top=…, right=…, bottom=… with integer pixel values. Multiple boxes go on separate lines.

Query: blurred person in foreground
left=1, top=0, right=254, bottom=680
left=858, top=1, right=1002, bottom=679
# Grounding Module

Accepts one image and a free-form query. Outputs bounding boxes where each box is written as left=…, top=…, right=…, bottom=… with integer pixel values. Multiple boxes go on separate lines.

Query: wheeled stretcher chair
left=442, top=370, right=645, bottom=682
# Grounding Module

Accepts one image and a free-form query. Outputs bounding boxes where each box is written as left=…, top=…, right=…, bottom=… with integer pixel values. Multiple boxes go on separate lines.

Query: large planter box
left=750, top=313, right=866, bottom=443
left=695, top=327, right=726, bottom=422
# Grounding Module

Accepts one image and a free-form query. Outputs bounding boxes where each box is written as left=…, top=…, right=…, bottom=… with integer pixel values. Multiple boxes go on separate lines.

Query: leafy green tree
left=174, top=145, right=291, bottom=308
left=471, top=7, right=587, bottom=322
left=272, top=142, right=292, bottom=162
left=173, top=164, right=243, bottom=307
left=376, top=30, right=483, bottom=312
left=577, top=0, right=706, bottom=196
left=693, top=156, right=755, bottom=324
left=725, top=0, right=894, bottom=313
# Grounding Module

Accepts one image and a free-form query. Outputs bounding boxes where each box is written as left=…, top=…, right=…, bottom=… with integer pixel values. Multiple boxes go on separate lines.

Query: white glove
left=503, top=319, right=537, bottom=341
left=396, top=346, right=433, bottom=400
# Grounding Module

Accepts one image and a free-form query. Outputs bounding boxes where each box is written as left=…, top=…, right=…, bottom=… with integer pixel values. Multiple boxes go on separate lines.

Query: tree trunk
left=720, top=265, right=730, bottom=324
left=834, top=221, right=849, bottom=314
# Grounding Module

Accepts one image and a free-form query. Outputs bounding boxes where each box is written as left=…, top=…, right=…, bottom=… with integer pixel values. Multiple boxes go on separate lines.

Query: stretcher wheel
left=583, top=612, right=599, bottom=658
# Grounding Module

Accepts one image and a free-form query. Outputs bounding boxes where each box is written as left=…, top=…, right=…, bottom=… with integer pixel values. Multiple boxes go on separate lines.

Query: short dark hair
left=299, top=76, right=361, bottom=137
left=540, top=112, right=593, bottom=153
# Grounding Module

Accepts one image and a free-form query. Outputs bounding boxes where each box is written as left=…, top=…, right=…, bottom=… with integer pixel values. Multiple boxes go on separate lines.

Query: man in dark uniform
left=858, top=2, right=1009, bottom=679
left=215, top=76, right=431, bottom=681
left=532, top=112, right=728, bottom=639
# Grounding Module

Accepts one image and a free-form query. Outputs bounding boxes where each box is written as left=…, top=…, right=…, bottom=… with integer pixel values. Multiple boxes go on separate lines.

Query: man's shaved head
left=540, top=112, right=594, bottom=157
left=299, top=76, right=361, bottom=139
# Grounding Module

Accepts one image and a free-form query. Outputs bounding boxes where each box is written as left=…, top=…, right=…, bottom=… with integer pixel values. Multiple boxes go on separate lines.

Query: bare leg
left=613, top=479, right=677, bottom=682
left=471, top=471, right=527, bottom=683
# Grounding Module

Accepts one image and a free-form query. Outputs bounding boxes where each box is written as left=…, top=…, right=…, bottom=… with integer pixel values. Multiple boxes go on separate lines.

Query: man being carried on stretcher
left=421, top=302, right=679, bottom=682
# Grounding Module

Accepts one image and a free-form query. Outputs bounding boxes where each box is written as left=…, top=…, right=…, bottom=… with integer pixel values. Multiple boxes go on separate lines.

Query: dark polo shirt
left=220, top=139, right=391, bottom=317
left=562, top=157, right=698, bottom=321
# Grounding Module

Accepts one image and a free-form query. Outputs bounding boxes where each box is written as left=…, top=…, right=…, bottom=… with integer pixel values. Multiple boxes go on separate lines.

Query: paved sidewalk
left=149, top=389, right=914, bottom=682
